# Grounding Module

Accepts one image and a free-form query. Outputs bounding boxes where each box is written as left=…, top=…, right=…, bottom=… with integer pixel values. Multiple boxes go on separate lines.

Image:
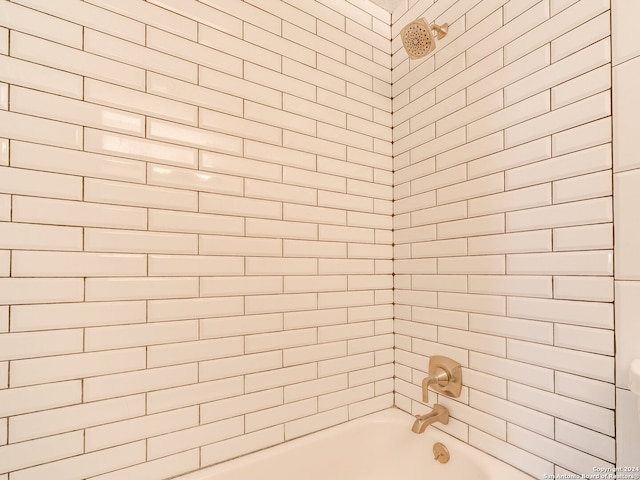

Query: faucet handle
left=421, top=356, right=462, bottom=403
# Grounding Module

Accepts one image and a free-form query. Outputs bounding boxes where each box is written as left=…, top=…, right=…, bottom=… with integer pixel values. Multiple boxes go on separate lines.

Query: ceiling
left=367, top=0, right=405, bottom=12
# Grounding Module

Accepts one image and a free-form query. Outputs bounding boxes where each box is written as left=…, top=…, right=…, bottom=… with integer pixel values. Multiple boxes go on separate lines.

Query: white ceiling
left=367, top=0, right=405, bottom=12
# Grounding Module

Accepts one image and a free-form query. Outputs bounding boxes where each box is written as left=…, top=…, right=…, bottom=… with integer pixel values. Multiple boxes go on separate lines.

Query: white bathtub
left=175, top=408, right=534, bottom=480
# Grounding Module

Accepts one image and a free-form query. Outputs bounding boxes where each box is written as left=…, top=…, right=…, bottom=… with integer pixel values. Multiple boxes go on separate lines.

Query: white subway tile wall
left=0, top=0, right=394, bottom=477
left=0, top=0, right=634, bottom=477
left=392, top=0, right=617, bottom=477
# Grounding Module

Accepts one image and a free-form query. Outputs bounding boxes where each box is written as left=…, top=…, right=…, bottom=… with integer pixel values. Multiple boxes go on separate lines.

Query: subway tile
left=199, top=352, right=282, bottom=382
left=0, top=166, right=81, bottom=201
left=507, top=250, right=613, bottom=276
left=245, top=328, right=317, bottom=353
left=148, top=255, right=243, bottom=277
left=10, top=348, right=145, bottom=388
left=148, top=209, right=243, bottom=236
left=556, top=372, right=615, bottom=409
left=12, top=86, right=145, bottom=136
left=553, top=223, right=613, bottom=251
left=285, top=274, right=346, bottom=294
left=508, top=340, right=613, bottom=383
left=505, top=40, right=610, bottom=107
left=508, top=296, right=613, bottom=329
left=0, top=330, right=82, bottom=362
left=467, top=91, right=550, bottom=142
left=552, top=11, right=609, bottom=62
left=437, top=214, right=505, bottom=240
left=469, top=428, right=553, bottom=479
left=147, top=72, right=241, bottom=117
left=507, top=91, right=611, bottom=148
left=0, top=431, right=83, bottom=476
left=11, top=32, right=145, bottom=90
left=246, top=398, right=317, bottom=433
left=509, top=382, right=614, bottom=436
left=556, top=419, right=615, bottom=463
left=468, top=275, right=552, bottom=298
left=149, top=164, right=243, bottom=196
left=506, top=197, right=612, bottom=232
left=200, top=193, right=281, bottom=220
left=85, top=29, right=197, bottom=82
left=469, top=184, right=552, bottom=217
left=438, top=256, right=506, bottom=275
left=470, top=352, right=554, bottom=392
left=284, top=308, right=347, bottom=329
left=147, top=377, right=242, bottom=414
left=615, top=55, right=640, bottom=172
left=13, top=196, right=147, bottom=230
left=470, top=313, right=553, bottom=344
left=148, top=337, right=243, bottom=368
left=85, top=320, right=198, bottom=352
left=553, top=170, right=612, bottom=204
left=85, top=128, right=198, bottom=169
left=147, top=297, right=244, bottom=322
left=86, top=0, right=197, bottom=40
left=85, top=277, right=198, bottom=302
left=11, top=141, right=145, bottom=184
left=9, top=394, right=145, bottom=443
left=283, top=240, right=346, bottom=259
left=552, top=64, right=611, bottom=110
left=552, top=117, right=611, bottom=158
left=0, top=1, right=82, bottom=48
left=506, top=144, right=611, bottom=190
left=0, top=110, right=82, bottom=151
left=438, top=292, right=506, bottom=316
left=147, top=118, right=242, bottom=156
left=201, top=150, right=283, bottom=183
left=246, top=178, right=317, bottom=206
left=0, top=278, right=84, bottom=305
left=0, top=55, right=82, bottom=100
left=555, top=323, right=613, bottom=356
left=11, top=442, right=147, bottom=480
left=84, top=229, right=197, bottom=254
left=15, top=0, right=145, bottom=44
left=10, top=301, right=146, bottom=332
left=247, top=218, right=317, bottom=241
left=12, top=251, right=145, bottom=278
left=246, top=364, right=317, bottom=393
left=468, top=137, right=551, bottom=179
left=201, top=277, right=282, bottom=297
left=554, top=276, right=614, bottom=302
left=508, top=425, right=612, bottom=475
left=505, top=0, right=610, bottom=64
left=245, top=293, right=318, bottom=315
left=86, top=178, right=196, bottom=211
left=200, top=235, right=282, bottom=257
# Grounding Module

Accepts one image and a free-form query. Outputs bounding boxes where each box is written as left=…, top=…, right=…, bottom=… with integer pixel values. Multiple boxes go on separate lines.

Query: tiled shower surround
left=0, top=0, right=636, bottom=478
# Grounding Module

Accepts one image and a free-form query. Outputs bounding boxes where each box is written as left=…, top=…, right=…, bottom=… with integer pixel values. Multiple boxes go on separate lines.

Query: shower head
left=400, top=18, right=448, bottom=59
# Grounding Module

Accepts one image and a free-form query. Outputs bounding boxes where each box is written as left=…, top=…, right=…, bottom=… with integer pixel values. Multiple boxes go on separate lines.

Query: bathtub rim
left=172, top=406, right=535, bottom=480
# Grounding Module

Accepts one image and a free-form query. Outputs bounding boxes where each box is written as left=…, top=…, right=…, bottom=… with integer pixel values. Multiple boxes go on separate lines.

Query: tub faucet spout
left=411, top=404, right=449, bottom=434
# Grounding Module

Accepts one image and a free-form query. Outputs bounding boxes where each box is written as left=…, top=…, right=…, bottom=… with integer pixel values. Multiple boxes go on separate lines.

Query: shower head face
left=401, top=18, right=436, bottom=59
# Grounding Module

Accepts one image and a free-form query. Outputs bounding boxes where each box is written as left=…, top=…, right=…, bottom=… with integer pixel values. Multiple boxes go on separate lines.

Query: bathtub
left=175, top=408, right=534, bottom=480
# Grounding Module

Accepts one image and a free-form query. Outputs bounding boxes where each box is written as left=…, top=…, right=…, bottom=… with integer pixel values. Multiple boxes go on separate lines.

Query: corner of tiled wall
left=391, top=0, right=626, bottom=476
left=0, top=0, right=395, bottom=477
left=612, top=0, right=640, bottom=468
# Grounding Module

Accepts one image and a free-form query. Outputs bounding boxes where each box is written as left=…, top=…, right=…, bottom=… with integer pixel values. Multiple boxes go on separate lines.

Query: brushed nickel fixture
left=400, top=18, right=449, bottom=59
left=411, top=404, right=449, bottom=433
left=422, top=355, right=462, bottom=403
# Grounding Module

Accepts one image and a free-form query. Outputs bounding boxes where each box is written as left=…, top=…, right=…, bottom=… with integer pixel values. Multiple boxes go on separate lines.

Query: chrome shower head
left=400, top=18, right=448, bottom=59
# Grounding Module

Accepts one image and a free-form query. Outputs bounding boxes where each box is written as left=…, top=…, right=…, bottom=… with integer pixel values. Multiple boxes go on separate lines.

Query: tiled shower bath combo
left=0, top=0, right=639, bottom=478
